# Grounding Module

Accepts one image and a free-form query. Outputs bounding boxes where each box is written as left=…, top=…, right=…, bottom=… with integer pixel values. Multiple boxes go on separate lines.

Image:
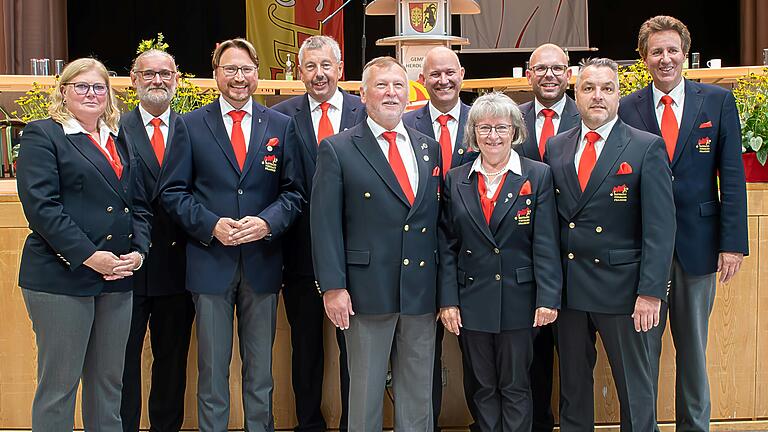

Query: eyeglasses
left=135, top=69, right=176, bottom=81
left=529, top=64, right=569, bottom=76
left=63, top=82, right=108, bottom=96
left=217, top=64, right=258, bottom=77
left=475, top=124, right=513, bottom=137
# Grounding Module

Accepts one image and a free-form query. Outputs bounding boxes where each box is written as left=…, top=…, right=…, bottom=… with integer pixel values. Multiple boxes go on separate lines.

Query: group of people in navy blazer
left=15, top=12, right=747, bottom=432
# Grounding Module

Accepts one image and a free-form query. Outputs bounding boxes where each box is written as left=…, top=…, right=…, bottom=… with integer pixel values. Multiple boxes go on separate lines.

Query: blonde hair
left=637, top=15, right=691, bottom=58
left=49, top=58, right=120, bottom=131
left=212, top=38, right=259, bottom=70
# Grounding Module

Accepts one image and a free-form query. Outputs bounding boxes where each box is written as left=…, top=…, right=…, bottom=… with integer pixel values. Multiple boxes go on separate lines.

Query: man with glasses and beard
left=119, top=49, right=195, bottom=432
left=272, top=35, right=366, bottom=432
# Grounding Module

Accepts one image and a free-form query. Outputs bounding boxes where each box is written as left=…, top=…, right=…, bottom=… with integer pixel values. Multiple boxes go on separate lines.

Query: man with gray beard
left=119, top=49, right=195, bottom=432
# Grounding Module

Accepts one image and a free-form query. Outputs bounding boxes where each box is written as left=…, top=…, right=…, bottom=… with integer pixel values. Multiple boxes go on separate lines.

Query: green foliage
left=11, top=82, right=54, bottom=122
left=137, top=33, right=169, bottom=54
left=733, top=68, right=768, bottom=165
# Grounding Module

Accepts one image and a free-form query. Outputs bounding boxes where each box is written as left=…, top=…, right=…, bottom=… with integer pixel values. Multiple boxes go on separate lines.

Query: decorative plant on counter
left=12, top=81, right=54, bottom=123
left=733, top=68, right=768, bottom=165
left=618, top=59, right=653, bottom=97
left=115, top=33, right=218, bottom=114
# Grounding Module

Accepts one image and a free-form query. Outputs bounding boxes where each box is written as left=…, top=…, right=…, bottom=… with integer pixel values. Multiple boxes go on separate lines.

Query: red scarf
left=477, top=172, right=508, bottom=224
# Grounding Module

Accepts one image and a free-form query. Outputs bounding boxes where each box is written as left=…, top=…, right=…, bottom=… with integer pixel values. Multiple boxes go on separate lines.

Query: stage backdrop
left=246, top=0, right=346, bottom=80
left=461, top=0, right=589, bottom=53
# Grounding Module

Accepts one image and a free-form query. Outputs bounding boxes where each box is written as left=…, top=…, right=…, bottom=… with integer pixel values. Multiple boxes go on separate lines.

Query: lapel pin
left=526, top=198, right=531, bottom=205
left=421, top=143, right=428, bottom=150
left=458, top=148, right=465, bottom=155
left=267, top=146, right=273, bottom=151
left=423, top=155, right=430, bottom=161
left=344, top=128, right=349, bottom=131
left=507, top=192, right=513, bottom=198
left=504, top=198, right=509, bottom=203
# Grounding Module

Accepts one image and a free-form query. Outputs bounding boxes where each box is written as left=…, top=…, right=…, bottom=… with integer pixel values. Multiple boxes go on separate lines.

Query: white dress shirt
left=309, top=88, right=344, bottom=138
left=428, top=101, right=463, bottom=151
left=469, top=149, right=523, bottom=197
left=652, top=79, right=686, bottom=130
left=139, top=104, right=171, bottom=144
left=534, top=96, right=567, bottom=143
left=574, top=117, right=619, bottom=170
left=219, top=97, right=254, bottom=150
left=367, top=117, right=419, bottom=196
left=62, top=117, right=119, bottom=160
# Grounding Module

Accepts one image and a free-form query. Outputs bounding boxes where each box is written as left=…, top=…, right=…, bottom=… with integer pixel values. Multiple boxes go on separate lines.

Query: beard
left=137, top=84, right=175, bottom=106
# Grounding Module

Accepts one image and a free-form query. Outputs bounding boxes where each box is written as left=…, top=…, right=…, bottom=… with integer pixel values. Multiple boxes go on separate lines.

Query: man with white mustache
left=272, top=35, right=366, bottom=432
left=403, top=45, right=478, bottom=432
left=312, top=56, right=441, bottom=431
left=544, top=58, right=675, bottom=431
left=119, top=49, right=195, bottom=432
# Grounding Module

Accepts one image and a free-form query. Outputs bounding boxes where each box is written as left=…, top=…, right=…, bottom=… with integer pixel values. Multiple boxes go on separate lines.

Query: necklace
left=481, top=168, right=506, bottom=177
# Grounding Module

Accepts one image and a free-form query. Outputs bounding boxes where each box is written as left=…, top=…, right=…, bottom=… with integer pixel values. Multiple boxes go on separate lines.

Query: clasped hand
left=83, top=250, right=142, bottom=281
left=214, top=216, right=270, bottom=246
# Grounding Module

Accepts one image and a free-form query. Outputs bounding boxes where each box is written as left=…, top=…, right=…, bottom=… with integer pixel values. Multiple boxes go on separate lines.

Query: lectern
left=366, top=0, right=480, bottom=79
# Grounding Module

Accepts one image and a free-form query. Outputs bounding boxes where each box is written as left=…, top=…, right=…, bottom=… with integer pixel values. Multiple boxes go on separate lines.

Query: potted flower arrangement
left=733, top=68, right=768, bottom=181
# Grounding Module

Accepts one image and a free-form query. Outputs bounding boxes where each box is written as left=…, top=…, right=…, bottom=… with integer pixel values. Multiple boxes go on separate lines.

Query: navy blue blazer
left=545, top=120, right=676, bottom=314
left=403, top=102, right=477, bottom=170
left=311, top=122, right=441, bottom=315
left=160, top=98, right=305, bottom=295
left=516, top=95, right=581, bottom=162
left=272, top=90, right=366, bottom=279
left=438, top=158, right=562, bottom=333
left=120, top=108, right=187, bottom=296
left=619, top=80, right=749, bottom=275
left=17, top=118, right=152, bottom=296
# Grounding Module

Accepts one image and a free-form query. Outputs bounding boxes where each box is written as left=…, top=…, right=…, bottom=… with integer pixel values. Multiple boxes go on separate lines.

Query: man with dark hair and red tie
left=402, top=46, right=478, bottom=431
left=311, top=56, right=441, bottom=431
left=272, top=35, right=366, bottom=432
left=544, top=58, right=675, bottom=431
left=619, top=16, right=748, bottom=432
left=119, top=49, right=195, bottom=432
left=515, top=43, right=581, bottom=432
left=160, top=38, right=304, bottom=432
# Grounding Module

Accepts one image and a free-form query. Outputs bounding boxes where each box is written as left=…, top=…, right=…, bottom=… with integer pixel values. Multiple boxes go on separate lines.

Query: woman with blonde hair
left=16, top=57, right=151, bottom=431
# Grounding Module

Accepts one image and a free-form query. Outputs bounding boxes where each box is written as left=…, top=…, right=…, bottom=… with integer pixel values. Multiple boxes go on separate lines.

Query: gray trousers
left=345, top=313, right=436, bottom=432
left=649, top=258, right=717, bottom=432
left=22, top=288, right=133, bottom=432
left=193, top=271, right=277, bottom=432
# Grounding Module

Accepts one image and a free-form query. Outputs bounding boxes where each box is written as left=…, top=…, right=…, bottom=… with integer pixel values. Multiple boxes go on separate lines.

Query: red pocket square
left=616, top=162, right=633, bottom=175
left=519, top=180, right=532, bottom=195
left=699, top=121, right=712, bottom=129
left=432, top=166, right=440, bottom=176
left=267, top=137, right=280, bottom=147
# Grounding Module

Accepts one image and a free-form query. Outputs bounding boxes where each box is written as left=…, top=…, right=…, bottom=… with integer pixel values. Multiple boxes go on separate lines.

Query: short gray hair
left=131, top=49, right=176, bottom=72
left=576, top=57, right=619, bottom=88
left=361, top=56, right=407, bottom=90
left=464, top=92, right=527, bottom=152
left=298, top=35, right=342, bottom=65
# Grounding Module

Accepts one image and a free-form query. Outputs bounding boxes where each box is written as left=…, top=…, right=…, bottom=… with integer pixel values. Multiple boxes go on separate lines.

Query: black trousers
left=121, top=292, right=195, bottom=432
left=530, top=325, right=555, bottom=432
left=460, top=328, right=535, bottom=432
left=283, top=277, right=350, bottom=432
left=557, top=309, right=656, bottom=432
left=433, top=324, right=482, bottom=431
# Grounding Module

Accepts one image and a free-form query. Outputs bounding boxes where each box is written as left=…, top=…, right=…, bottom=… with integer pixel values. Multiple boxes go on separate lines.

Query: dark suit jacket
left=403, top=102, right=477, bottom=170
left=544, top=120, right=675, bottom=314
left=17, top=118, right=152, bottom=296
left=619, top=80, right=749, bottom=275
left=160, top=98, right=305, bottom=295
left=272, top=90, right=366, bottom=279
left=311, top=122, right=441, bottom=315
left=438, top=158, right=562, bottom=332
left=120, top=108, right=187, bottom=296
left=516, top=96, right=580, bottom=162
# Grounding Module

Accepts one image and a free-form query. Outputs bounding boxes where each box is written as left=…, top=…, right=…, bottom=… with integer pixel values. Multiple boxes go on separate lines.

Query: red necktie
left=382, top=131, right=415, bottom=205
left=87, top=134, right=123, bottom=179
left=149, top=117, right=164, bottom=165
left=539, top=109, right=556, bottom=159
left=660, top=95, right=679, bottom=161
left=477, top=171, right=509, bottom=224
left=228, top=110, right=247, bottom=170
left=577, top=131, right=600, bottom=191
left=317, top=101, right=334, bottom=144
left=437, top=114, right=453, bottom=177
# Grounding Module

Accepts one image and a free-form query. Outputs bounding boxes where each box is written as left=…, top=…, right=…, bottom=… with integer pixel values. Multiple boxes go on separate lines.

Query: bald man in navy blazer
left=160, top=39, right=304, bottom=432
left=312, top=57, right=441, bottom=431
left=618, top=16, right=748, bottom=432
left=546, top=58, right=675, bottom=431
left=272, top=35, right=366, bottom=432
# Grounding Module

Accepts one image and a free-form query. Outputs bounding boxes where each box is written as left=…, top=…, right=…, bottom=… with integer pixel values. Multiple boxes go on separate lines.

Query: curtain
left=740, top=0, right=768, bottom=65
left=0, top=0, right=68, bottom=74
